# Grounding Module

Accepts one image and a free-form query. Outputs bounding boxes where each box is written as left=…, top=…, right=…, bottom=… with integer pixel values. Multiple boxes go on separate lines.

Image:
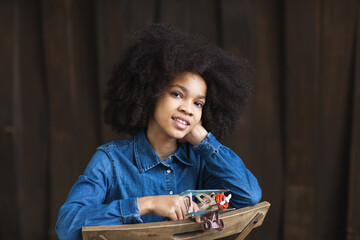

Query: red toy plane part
left=216, top=193, right=228, bottom=211
left=216, top=193, right=232, bottom=211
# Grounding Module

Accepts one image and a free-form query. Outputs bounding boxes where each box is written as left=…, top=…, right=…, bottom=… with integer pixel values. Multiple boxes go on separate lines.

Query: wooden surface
left=283, top=1, right=319, bottom=239
left=82, top=202, right=270, bottom=240
left=221, top=2, right=283, bottom=239
left=347, top=3, right=360, bottom=239
left=1, top=1, right=360, bottom=240
left=41, top=1, right=101, bottom=237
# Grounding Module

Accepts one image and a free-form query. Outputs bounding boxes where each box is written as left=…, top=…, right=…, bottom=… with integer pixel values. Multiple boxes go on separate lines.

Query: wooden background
left=1, top=0, right=359, bottom=239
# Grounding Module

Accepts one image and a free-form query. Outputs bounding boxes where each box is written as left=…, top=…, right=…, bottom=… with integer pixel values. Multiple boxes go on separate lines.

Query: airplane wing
left=179, top=189, right=229, bottom=196
left=186, top=210, right=212, bottom=216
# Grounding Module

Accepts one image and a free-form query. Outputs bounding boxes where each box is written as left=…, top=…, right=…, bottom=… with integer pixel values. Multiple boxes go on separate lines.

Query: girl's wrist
left=190, top=125, right=208, bottom=145
left=138, top=196, right=154, bottom=216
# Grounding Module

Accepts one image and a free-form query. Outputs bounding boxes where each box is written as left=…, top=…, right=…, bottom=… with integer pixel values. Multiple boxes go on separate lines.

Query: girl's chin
left=169, top=130, right=189, bottom=140
left=172, top=133, right=187, bottom=140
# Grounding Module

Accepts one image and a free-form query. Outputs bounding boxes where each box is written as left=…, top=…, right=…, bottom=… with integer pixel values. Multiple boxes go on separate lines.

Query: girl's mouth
left=172, top=117, right=190, bottom=129
left=174, top=118, right=189, bottom=125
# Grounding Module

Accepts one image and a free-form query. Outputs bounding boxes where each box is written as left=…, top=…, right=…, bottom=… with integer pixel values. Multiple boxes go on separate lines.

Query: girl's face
left=148, top=72, right=207, bottom=141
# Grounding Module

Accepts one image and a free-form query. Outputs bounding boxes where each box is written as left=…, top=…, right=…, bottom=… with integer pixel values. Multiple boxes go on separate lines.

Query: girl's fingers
left=169, top=211, right=178, bottom=221
left=175, top=208, right=184, bottom=220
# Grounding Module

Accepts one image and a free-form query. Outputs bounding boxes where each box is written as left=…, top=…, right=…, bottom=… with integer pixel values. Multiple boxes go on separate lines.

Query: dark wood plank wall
left=221, top=1, right=284, bottom=239
left=0, top=1, right=359, bottom=240
left=1, top=1, right=21, bottom=239
left=347, top=3, right=360, bottom=239
left=283, top=0, right=321, bottom=239
left=41, top=0, right=101, bottom=237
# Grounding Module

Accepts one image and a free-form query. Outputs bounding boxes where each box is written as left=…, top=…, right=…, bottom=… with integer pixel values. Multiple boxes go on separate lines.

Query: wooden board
left=283, top=1, right=320, bottom=239
left=16, top=0, right=49, bottom=238
left=316, top=1, right=358, bottom=238
left=0, top=1, right=21, bottom=239
left=95, top=0, right=157, bottom=143
left=0, top=0, right=48, bottom=239
left=221, top=1, right=283, bottom=239
left=1, top=1, right=360, bottom=239
left=283, top=0, right=358, bottom=239
left=159, top=0, right=219, bottom=44
left=346, top=3, right=360, bottom=239
left=41, top=1, right=100, bottom=238
left=82, top=201, right=270, bottom=240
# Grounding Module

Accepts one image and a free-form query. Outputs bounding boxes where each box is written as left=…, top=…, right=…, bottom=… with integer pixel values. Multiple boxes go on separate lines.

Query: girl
left=56, top=23, right=261, bottom=240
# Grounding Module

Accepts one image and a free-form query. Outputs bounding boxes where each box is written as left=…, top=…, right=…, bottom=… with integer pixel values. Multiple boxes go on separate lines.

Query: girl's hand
left=180, top=123, right=208, bottom=146
left=138, top=195, right=201, bottom=222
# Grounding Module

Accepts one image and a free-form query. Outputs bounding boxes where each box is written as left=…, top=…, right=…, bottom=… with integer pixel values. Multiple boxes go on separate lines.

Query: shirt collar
left=174, top=145, right=193, bottom=166
left=134, top=131, right=193, bottom=173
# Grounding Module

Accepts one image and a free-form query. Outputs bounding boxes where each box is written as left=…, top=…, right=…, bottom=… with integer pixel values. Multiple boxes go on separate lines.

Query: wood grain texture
left=0, top=1, right=21, bottom=239
left=82, top=202, right=270, bottom=240
left=317, top=1, right=358, bottom=238
left=1, top=1, right=359, bottom=239
left=221, top=1, right=283, bottom=239
left=347, top=3, right=360, bottom=240
left=283, top=0, right=320, bottom=239
left=16, top=0, right=48, bottom=239
left=41, top=0, right=100, bottom=238
left=95, top=0, right=157, bottom=143
left=159, top=0, right=219, bottom=44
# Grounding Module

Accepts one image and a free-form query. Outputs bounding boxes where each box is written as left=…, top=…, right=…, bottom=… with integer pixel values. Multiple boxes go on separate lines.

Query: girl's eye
left=194, top=101, right=204, bottom=108
left=171, top=92, right=182, bottom=98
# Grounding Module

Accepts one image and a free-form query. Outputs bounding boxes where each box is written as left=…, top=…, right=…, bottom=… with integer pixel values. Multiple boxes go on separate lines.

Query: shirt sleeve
left=192, top=132, right=262, bottom=208
left=55, top=150, right=142, bottom=240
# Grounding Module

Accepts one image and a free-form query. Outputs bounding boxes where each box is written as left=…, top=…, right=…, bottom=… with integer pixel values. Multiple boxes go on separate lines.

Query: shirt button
left=169, top=191, right=174, bottom=195
left=169, top=156, right=172, bottom=160
left=166, top=169, right=171, bottom=174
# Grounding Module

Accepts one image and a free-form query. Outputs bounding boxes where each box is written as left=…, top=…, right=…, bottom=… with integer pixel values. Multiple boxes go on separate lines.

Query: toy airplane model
left=179, top=189, right=234, bottom=231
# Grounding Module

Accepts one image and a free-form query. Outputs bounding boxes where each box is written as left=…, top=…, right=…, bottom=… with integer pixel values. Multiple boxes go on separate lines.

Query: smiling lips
left=172, top=117, right=190, bottom=130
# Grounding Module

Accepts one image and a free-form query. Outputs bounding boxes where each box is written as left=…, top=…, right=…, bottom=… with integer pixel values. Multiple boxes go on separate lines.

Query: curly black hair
left=104, top=23, right=253, bottom=140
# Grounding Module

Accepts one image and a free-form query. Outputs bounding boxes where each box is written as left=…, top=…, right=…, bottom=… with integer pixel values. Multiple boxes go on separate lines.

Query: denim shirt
left=56, top=131, right=261, bottom=240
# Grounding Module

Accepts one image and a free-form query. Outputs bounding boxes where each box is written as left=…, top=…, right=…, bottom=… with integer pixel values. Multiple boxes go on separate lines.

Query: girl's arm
left=56, top=150, right=199, bottom=240
left=184, top=124, right=262, bottom=208
left=55, top=150, right=141, bottom=240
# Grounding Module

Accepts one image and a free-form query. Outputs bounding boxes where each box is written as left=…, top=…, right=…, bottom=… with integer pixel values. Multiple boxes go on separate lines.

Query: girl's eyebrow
left=170, top=84, right=187, bottom=92
left=169, top=84, right=206, bottom=99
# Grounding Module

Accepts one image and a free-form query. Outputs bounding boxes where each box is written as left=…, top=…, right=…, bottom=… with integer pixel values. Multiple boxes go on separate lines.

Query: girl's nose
left=178, top=102, right=193, bottom=116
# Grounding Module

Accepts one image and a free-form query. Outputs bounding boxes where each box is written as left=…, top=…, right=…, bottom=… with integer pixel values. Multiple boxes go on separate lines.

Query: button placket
left=165, top=165, right=175, bottom=195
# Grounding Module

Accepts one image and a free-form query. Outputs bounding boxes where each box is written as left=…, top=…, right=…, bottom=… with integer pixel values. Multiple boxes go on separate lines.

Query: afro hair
left=104, top=23, right=253, bottom=140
